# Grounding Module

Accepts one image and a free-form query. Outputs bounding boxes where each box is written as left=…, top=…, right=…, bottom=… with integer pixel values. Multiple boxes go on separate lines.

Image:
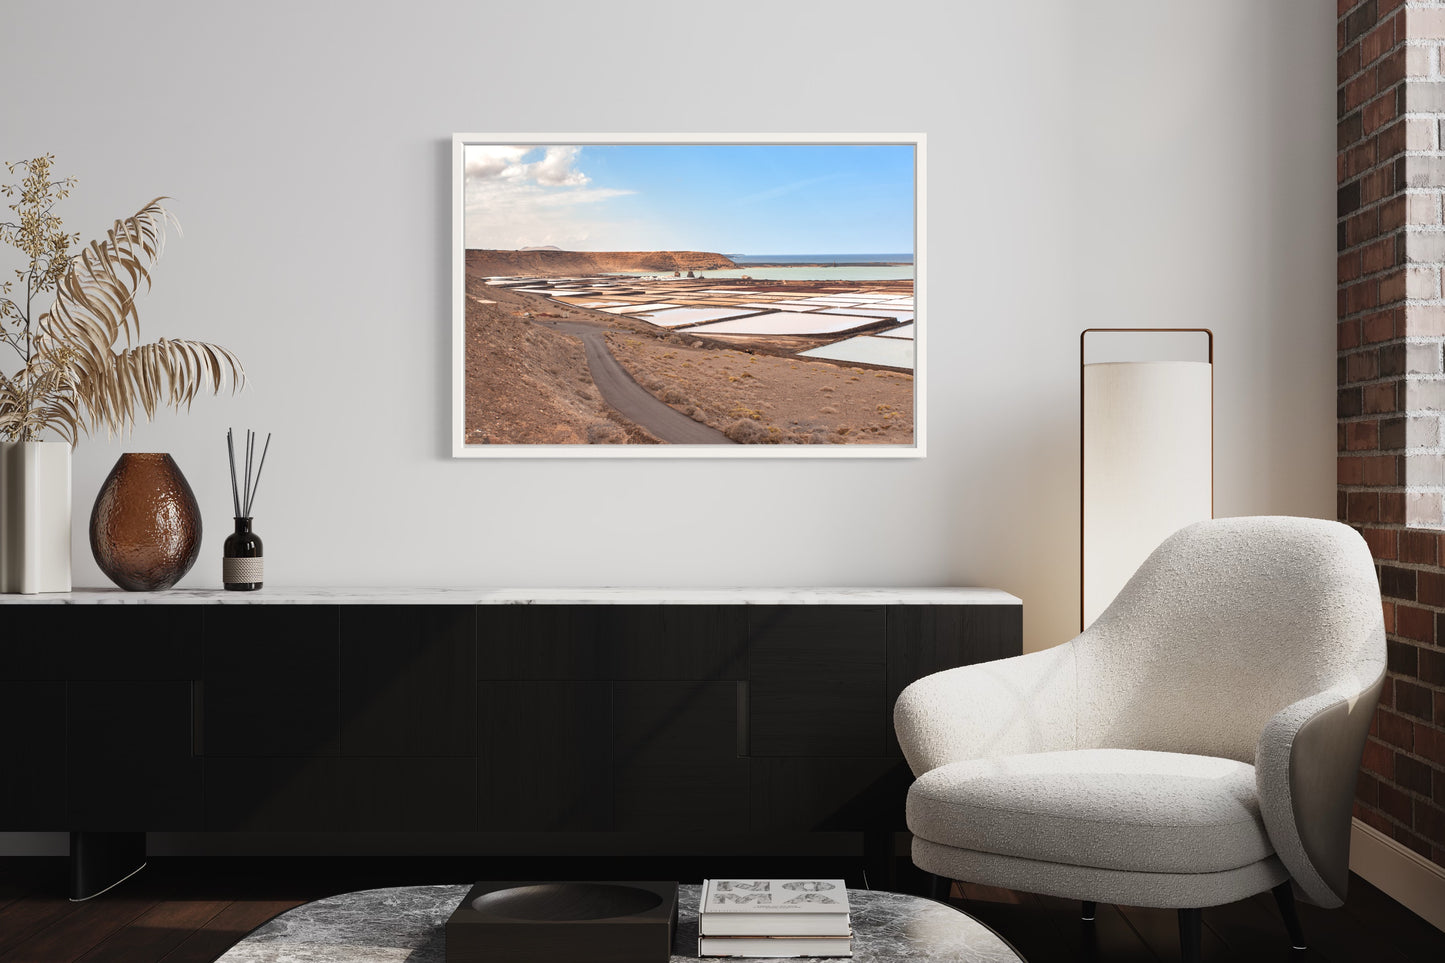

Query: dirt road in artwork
left=539, top=321, right=735, bottom=445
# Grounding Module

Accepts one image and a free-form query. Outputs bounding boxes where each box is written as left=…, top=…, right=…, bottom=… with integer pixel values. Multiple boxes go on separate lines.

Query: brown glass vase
left=89, top=453, right=202, bottom=591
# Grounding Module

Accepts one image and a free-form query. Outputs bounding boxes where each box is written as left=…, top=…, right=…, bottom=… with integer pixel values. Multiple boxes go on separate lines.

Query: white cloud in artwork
left=465, top=145, right=589, bottom=187
left=464, top=145, right=633, bottom=249
left=463, top=146, right=532, bottom=181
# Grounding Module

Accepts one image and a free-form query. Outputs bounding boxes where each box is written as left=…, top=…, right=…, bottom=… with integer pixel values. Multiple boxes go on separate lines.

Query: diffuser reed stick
left=226, top=428, right=271, bottom=517
left=247, top=433, right=271, bottom=517
left=226, top=428, right=241, bottom=517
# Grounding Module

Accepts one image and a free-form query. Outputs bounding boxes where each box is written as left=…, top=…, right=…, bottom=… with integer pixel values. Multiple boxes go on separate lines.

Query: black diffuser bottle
left=223, top=516, right=263, bottom=591
left=224, top=428, right=271, bottom=592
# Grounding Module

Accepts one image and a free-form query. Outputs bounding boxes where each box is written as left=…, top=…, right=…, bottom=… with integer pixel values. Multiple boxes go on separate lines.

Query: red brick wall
left=1340, top=0, right=1445, bottom=869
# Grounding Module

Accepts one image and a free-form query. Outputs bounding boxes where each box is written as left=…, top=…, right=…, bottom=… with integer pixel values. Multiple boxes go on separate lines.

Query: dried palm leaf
left=8, top=198, right=247, bottom=441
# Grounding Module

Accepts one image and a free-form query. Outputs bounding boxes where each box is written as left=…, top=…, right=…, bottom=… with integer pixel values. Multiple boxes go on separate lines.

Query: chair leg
left=1271, top=881, right=1307, bottom=950
left=929, top=873, right=950, bottom=900
left=1178, top=908, right=1202, bottom=963
left=1081, top=900, right=1096, bottom=921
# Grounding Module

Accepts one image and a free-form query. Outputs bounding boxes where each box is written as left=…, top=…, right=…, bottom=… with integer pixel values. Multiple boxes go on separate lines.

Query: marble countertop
left=216, top=883, right=1026, bottom=963
left=1, top=586, right=1021, bottom=605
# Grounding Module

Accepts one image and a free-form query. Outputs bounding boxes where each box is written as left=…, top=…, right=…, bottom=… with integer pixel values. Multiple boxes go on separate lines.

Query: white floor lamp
left=1081, top=328, right=1213, bottom=629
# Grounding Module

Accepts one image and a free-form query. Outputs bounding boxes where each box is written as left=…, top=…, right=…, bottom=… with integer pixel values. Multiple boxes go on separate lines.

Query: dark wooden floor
left=946, top=877, right=1445, bottom=963
left=0, top=857, right=1440, bottom=962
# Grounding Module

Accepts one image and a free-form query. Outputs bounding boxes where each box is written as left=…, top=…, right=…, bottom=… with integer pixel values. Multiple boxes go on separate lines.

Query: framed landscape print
left=451, top=133, right=925, bottom=458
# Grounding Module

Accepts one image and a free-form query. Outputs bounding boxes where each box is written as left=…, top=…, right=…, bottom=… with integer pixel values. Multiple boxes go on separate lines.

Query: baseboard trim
left=1350, top=817, right=1445, bottom=932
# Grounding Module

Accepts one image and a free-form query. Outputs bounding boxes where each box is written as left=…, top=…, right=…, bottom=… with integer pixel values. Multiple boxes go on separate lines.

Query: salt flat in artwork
left=685, top=311, right=884, bottom=336
left=633, top=307, right=766, bottom=328
left=601, top=303, right=679, bottom=315
left=800, top=335, right=915, bottom=369
left=780, top=298, right=862, bottom=308
left=820, top=307, right=914, bottom=322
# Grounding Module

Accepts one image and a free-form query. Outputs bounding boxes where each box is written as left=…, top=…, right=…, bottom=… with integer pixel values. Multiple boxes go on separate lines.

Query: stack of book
left=697, top=878, right=852, bottom=958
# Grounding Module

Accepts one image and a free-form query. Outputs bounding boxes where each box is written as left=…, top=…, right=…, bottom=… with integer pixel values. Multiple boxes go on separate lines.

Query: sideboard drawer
left=477, top=605, right=747, bottom=681
left=203, top=607, right=340, bottom=757
left=748, top=606, right=887, bottom=757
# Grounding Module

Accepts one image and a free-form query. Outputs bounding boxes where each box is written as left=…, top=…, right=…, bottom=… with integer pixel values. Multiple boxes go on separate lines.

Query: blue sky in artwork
left=463, top=143, right=915, bottom=255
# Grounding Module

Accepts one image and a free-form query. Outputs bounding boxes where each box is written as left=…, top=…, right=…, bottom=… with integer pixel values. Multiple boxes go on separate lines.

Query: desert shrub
left=586, top=421, right=627, bottom=444
left=820, top=406, right=837, bottom=415
left=662, top=387, right=689, bottom=405
left=725, top=419, right=772, bottom=444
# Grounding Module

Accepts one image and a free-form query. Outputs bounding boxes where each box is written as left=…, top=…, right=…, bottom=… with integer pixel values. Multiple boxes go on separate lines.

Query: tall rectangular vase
left=0, top=441, right=72, bottom=594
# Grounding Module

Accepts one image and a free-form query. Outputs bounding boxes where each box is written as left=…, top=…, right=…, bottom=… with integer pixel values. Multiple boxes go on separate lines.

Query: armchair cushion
left=906, top=748, right=1273, bottom=874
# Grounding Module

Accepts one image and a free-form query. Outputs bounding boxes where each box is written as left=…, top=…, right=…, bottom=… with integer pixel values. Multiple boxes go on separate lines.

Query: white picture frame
left=451, top=133, right=926, bottom=458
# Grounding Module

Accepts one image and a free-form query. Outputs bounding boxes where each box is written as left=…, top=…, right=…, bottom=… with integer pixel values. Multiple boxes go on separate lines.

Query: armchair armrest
left=893, top=643, right=1079, bottom=777
left=1256, top=670, right=1386, bottom=907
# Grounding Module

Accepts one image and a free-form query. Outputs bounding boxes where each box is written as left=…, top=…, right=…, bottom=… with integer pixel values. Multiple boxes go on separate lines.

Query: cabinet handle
left=736, top=681, right=749, bottom=758
left=190, top=680, right=204, bottom=757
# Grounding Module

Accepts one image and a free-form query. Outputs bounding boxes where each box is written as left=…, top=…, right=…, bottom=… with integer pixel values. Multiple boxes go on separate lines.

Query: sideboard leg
left=69, top=831, right=146, bottom=901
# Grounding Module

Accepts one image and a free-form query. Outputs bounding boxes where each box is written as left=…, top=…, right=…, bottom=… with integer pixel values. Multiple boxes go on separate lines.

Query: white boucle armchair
left=893, top=517, right=1386, bottom=963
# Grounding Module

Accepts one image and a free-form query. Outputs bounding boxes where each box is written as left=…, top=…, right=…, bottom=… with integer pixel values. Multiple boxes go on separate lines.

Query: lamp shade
left=1083, top=360, right=1212, bottom=627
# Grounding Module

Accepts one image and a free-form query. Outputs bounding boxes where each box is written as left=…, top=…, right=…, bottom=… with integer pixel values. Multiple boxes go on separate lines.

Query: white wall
left=0, top=0, right=1335, bottom=654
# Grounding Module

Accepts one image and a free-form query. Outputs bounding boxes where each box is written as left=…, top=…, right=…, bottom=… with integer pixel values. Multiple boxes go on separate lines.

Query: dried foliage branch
left=0, top=156, right=244, bottom=444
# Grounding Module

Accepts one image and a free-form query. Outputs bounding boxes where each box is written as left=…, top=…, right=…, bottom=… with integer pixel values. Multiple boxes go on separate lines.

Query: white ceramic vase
left=0, top=440, right=72, bottom=594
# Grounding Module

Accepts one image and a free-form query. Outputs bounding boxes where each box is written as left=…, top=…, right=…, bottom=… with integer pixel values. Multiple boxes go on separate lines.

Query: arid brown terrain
left=462, top=277, right=661, bottom=444
left=605, top=333, right=912, bottom=444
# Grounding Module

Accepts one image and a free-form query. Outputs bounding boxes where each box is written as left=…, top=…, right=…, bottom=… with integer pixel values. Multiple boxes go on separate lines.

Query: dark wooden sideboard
left=0, top=588, right=1021, bottom=896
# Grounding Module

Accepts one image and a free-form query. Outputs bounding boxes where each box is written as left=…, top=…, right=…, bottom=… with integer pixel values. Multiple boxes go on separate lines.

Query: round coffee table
left=215, top=883, right=1025, bottom=962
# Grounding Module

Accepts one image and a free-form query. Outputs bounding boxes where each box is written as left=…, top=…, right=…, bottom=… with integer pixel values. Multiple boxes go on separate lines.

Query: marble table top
left=215, top=883, right=1026, bottom=962
left=3, top=586, right=1021, bottom=605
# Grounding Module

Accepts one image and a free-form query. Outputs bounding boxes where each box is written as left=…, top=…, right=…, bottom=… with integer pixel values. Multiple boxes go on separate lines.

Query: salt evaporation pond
left=601, top=303, right=678, bottom=315
left=683, top=266, right=914, bottom=281
left=635, top=307, right=765, bottom=328
left=800, top=335, right=915, bottom=369
left=878, top=323, right=915, bottom=339
left=684, top=311, right=882, bottom=336
left=820, top=307, right=914, bottom=322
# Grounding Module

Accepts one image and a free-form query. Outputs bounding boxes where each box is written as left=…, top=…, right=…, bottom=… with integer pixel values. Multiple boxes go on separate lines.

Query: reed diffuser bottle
left=224, top=428, right=270, bottom=591
left=223, top=516, right=263, bottom=591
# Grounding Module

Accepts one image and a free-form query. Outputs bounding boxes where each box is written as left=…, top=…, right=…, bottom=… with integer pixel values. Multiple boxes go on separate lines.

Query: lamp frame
left=1080, top=327, right=1214, bottom=629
